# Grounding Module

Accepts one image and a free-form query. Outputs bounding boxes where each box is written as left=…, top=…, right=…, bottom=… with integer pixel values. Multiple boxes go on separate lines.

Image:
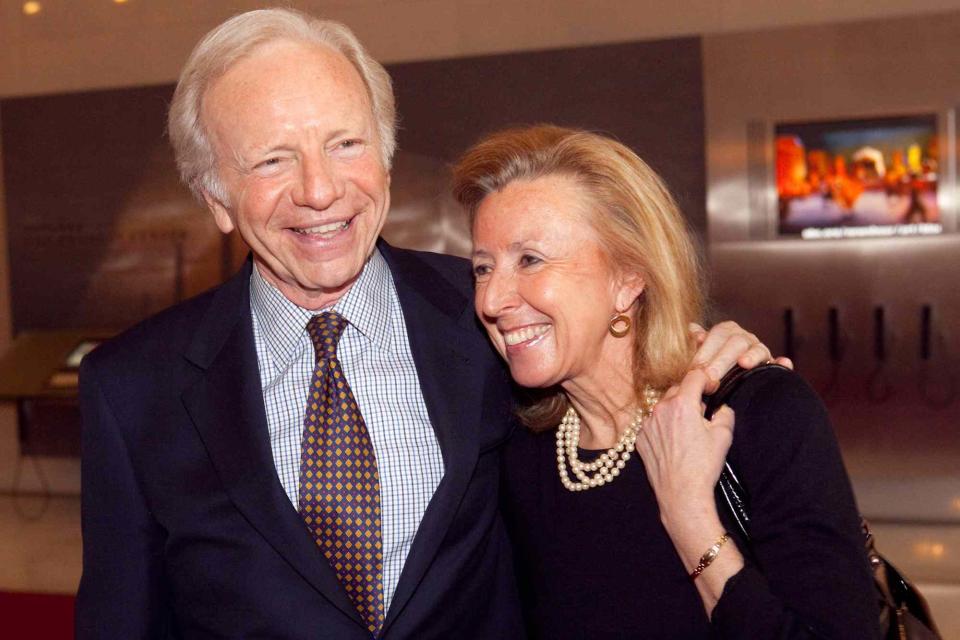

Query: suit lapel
left=179, top=262, right=365, bottom=630
left=378, top=242, right=488, bottom=633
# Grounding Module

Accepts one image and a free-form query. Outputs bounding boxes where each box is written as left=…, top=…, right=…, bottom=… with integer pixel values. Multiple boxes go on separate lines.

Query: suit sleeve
left=75, top=358, right=170, bottom=639
left=710, top=369, right=881, bottom=640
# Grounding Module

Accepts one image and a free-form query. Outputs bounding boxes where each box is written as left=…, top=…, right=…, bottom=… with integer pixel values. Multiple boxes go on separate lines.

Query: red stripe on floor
left=0, top=591, right=75, bottom=639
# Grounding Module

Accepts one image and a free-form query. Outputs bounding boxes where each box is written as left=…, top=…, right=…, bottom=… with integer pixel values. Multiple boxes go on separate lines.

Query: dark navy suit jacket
left=76, top=241, right=524, bottom=639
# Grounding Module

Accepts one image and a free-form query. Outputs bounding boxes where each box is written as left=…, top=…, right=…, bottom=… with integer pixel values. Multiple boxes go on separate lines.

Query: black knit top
left=501, top=367, right=881, bottom=639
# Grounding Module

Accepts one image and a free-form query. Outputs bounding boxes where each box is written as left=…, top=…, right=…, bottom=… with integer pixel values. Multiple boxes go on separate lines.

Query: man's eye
left=519, top=254, right=541, bottom=267
left=255, top=157, right=282, bottom=170
left=335, top=139, right=365, bottom=157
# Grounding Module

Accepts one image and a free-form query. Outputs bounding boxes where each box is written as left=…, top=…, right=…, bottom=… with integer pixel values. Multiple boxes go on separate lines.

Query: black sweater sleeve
left=710, top=368, right=881, bottom=639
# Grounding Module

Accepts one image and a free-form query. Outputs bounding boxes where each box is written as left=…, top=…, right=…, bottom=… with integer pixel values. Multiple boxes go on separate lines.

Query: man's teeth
left=503, top=325, right=549, bottom=346
left=296, top=220, right=349, bottom=235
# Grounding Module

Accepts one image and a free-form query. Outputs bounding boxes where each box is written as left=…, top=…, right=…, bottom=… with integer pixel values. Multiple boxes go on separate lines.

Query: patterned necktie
left=298, top=311, right=385, bottom=635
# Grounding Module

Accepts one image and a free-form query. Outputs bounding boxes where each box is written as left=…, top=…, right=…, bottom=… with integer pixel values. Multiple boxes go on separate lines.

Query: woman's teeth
left=503, top=324, right=549, bottom=346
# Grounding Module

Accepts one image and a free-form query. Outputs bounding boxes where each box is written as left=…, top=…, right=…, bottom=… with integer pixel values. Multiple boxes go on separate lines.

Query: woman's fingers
left=689, top=321, right=797, bottom=393
left=689, top=322, right=708, bottom=345
left=676, top=367, right=713, bottom=407
left=660, top=384, right=681, bottom=401
left=690, top=321, right=756, bottom=380
left=736, top=340, right=773, bottom=370
left=773, top=356, right=794, bottom=370
left=708, top=404, right=735, bottom=446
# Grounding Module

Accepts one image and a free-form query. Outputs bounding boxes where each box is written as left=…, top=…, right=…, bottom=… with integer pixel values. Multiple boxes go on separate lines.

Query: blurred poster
left=1, top=86, right=227, bottom=333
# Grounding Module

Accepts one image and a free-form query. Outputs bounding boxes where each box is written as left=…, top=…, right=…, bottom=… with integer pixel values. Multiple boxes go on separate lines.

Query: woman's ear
left=614, top=271, right=646, bottom=312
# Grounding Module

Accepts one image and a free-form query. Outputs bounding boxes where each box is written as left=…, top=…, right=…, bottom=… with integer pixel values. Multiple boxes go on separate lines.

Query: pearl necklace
left=556, top=386, right=660, bottom=491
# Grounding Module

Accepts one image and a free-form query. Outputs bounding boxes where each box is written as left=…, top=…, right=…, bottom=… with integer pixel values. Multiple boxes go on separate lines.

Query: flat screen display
left=775, top=114, right=941, bottom=239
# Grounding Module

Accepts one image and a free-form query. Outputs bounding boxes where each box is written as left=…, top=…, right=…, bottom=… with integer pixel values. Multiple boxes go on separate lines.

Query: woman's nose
left=478, top=268, right=520, bottom=320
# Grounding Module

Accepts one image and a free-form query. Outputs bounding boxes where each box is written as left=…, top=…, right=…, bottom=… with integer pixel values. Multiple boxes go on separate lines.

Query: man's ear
left=202, top=189, right=236, bottom=234
left=614, top=271, right=646, bottom=312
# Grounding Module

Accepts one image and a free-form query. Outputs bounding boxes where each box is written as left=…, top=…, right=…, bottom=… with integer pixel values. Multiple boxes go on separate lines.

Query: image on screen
left=775, top=114, right=941, bottom=239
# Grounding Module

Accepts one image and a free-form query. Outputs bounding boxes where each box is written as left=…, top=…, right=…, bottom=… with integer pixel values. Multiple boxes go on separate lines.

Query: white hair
left=168, top=8, right=397, bottom=203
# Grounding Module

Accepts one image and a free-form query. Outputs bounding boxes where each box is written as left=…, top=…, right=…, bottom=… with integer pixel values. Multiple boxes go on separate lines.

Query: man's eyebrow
left=246, top=142, right=293, bottom=156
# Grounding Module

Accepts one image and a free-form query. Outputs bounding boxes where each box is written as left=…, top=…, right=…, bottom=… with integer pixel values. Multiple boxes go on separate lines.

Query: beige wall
left=3, top=0, right=960, bottom=98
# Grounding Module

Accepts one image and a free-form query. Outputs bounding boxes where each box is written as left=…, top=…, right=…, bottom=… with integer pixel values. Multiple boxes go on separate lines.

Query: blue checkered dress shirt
left=249, top=249, right=445, bottom=613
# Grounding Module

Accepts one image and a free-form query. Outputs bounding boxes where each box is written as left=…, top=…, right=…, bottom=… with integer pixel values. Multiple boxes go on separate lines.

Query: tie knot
left=307, top=311, right=347, bottom=359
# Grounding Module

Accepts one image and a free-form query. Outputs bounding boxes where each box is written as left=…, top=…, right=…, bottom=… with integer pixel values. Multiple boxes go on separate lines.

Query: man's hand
left=690, top=321, right=793, bottom=392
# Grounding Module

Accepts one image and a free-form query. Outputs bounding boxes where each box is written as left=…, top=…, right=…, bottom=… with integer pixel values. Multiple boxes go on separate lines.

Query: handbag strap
left=704, top=363, right=790, bottom=541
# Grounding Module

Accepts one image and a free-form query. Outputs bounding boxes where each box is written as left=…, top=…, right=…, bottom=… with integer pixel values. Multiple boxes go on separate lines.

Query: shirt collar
left=335, top=248, right=394, bottom=354
left=249, top=249, right=395, bottom=368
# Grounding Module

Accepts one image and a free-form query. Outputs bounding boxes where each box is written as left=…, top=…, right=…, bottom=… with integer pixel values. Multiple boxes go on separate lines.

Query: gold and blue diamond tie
left=298, top=312, right=385, bottom=634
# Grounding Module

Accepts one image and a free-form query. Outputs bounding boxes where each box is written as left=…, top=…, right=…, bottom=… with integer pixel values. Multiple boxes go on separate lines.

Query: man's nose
left=292, top=155, right=345, bottom=209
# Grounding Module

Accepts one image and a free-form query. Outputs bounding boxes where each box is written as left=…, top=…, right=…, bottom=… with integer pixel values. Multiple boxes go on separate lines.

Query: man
left=76, top=9, right=777, bottom=639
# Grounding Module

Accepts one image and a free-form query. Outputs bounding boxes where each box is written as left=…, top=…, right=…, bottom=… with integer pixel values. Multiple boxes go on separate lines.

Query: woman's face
left=471, top=174, right=643, bottom=389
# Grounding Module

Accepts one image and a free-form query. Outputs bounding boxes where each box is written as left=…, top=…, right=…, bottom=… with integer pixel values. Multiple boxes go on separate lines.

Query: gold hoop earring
left=609, top=313, right=631, bottom=338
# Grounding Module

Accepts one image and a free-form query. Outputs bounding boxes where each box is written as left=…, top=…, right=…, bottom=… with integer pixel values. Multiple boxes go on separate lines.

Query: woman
left=453, top=125, right=879, bottom=639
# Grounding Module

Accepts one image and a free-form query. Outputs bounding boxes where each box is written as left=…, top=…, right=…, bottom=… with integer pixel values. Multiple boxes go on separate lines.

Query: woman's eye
left=472, top=263, right=492, bottom=278
left=519, top=254, right=541, bottom=267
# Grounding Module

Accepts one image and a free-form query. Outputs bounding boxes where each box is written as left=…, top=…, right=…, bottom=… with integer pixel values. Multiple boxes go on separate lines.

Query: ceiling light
left=22, top=1, right=42, bottom=15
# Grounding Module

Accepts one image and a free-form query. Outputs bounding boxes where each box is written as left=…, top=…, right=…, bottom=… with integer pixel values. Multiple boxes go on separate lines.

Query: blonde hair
left=452, top=125, right=704, bottom=430
left=168, top=8, right=397, bottom=203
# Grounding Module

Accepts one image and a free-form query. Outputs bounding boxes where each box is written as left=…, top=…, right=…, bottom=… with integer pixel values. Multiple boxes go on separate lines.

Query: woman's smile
left=501, top=323, right=551, bottom=348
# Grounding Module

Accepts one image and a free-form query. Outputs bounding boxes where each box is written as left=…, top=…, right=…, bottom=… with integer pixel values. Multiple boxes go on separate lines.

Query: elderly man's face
left=202, top=40, right=390, bottom=309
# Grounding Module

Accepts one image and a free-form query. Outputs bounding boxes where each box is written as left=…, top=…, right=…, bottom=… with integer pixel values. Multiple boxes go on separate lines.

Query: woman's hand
left=635, top=367, right=744, bottom=615
left=637, top=367, right=733, bottom=513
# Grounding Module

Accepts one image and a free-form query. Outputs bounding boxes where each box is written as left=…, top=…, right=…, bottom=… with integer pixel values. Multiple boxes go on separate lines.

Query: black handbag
left=704, top=364, right=942, bottom=640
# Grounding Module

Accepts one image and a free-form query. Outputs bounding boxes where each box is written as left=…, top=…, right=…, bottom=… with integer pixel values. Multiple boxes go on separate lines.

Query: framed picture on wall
left=777, top=114, right=942, bottom=239
left=748, top=111, right=956, bottom=240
